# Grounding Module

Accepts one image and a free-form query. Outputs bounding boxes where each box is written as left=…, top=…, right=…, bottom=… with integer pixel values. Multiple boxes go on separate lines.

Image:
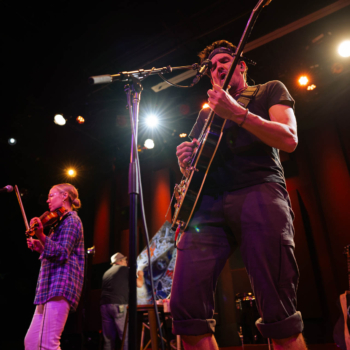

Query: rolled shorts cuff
left=172, top=318, right=216, bottom=336
left=255, top=311, right=304, bottom=339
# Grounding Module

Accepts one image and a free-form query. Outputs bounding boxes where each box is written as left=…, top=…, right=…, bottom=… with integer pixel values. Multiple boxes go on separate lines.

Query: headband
left=208, top=47, right=256, bottom=66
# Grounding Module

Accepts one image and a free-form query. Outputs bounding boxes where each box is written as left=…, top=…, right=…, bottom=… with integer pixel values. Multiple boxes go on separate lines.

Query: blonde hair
left=53, top=183, right=81, bottom=210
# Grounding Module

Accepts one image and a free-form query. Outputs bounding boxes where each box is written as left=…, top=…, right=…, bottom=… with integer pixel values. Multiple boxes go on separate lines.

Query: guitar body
left=171, top=113, right=226, bottom=231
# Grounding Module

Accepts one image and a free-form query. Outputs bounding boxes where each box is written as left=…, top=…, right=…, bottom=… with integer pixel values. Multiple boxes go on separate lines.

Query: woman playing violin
left=25, top=183, right=84, bottom=350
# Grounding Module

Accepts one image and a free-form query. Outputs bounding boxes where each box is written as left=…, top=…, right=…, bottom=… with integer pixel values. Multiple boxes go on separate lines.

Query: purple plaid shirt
left=34, top=211, right=85, bottom=311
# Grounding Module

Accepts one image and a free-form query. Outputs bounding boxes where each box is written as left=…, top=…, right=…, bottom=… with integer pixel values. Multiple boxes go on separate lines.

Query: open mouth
left=220, top=72, right=226, bottom=81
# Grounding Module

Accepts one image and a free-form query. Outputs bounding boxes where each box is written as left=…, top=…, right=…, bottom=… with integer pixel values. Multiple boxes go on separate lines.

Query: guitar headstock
left=254, top=0, right=272, bottom=11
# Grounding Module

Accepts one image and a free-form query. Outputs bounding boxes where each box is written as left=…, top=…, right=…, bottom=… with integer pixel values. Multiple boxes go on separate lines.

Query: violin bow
left=14, top=185, right=34, bottom=252
left=14, top=185, right=30, bottom=231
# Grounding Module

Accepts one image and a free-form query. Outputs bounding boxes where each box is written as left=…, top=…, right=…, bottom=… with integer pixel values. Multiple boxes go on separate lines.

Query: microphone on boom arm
left=192, top=59, right=212, bottom=85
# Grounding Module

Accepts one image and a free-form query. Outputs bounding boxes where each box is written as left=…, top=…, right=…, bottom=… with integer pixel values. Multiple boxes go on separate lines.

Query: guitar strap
left=236, top=85, right=260, bottom=109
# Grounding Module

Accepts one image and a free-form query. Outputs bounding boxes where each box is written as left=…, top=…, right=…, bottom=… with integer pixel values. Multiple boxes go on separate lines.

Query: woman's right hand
left=27, top=238, right=44, bottom=254
left=176, top=138, right=199, bottom=171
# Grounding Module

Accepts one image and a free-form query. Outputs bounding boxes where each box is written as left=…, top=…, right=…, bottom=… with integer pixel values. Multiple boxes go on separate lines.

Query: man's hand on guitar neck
left=176, top=138, right=200, bottom=175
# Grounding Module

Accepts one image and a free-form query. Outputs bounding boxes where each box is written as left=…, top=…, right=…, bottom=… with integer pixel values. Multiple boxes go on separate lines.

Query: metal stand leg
left=121, top=308, right=129, bottom=350
left=238, top=326, right=244, bottom=349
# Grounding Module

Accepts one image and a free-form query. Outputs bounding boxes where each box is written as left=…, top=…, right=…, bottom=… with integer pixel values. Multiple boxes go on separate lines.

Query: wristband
left=239, top=108, right=249, bottom=127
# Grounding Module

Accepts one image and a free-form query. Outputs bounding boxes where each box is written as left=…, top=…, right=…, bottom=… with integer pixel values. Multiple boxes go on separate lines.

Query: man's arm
left=243, top=104, right=298, bottom=153
left=207, top=84, right=298, bottom=153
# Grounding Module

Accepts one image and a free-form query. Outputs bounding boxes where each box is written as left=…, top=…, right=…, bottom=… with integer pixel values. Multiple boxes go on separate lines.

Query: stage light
left=307, top=84, right=316, bottom=91
left=202, top=103, right=210, bottom=109
left=145, top=115, right=159, bottom=128
left=298, top=76, right=309, bottom=86
left=179, top=133, right=187, bottom=138
left=76, top=116, right=85, bottom=124
left=67, top=169, right=76, bottom=177
left=8, top=138, right=17, bottom=145
left=54, top=114, right=66, bottom=126
left=144, top=139, right=155, bottom=149
left=338, top=40, right=350, bottom=58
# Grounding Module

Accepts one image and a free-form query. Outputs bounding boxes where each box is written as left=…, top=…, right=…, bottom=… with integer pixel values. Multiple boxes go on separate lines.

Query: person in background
left=100, top=252, right=144, bottom=350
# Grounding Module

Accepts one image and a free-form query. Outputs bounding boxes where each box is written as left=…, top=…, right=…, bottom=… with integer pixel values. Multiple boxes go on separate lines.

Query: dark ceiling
left=1, top=0, right=350, bottom=199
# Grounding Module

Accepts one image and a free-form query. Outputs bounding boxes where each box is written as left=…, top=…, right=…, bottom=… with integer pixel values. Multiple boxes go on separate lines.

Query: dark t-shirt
left=100, top=265, right=129, bottom=305
left=189, top=80, right=295, bottom=194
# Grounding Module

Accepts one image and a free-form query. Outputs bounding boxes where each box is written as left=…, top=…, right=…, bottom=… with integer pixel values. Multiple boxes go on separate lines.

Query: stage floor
left=221, top=344, right=339, bottom=350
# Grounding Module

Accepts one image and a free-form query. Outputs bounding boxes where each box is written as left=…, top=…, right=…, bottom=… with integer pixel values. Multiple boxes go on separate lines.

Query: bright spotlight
left=145, top=115, right=158, bottom=128
left=144, top=139, right=155, bottom=149
left=338, top=40, right=350, bottom=58
left=338, top=40, right=350, bottom=57
left=67, top=169, right=76, bottom=177
left=202, top=103, right=210, bottom=109
left=54, top=114, right=66, bottom=126
left=298, top=76, right=309, bottom=86
left=179, top=133, right=187, bottom=138
left=8, top=138, right=17, bottom=145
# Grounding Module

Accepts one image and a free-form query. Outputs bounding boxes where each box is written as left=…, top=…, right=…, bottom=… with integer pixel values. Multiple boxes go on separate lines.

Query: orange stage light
left=298, top=76, right=309, bottom=86
left=179, top=133, right=187, bottom=138
left=67, top=169, right=76, bottom=177
left=76, top=116, right=85, bottom=124
left=307, top=84, right=316, bottom=91
left=202, top=103, right=210, bottom=109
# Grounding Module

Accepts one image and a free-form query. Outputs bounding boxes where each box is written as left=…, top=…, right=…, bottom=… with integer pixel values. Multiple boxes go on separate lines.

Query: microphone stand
left=125, top=77, right=141, bottom=350
left=89, top=63, right=200, bottom=350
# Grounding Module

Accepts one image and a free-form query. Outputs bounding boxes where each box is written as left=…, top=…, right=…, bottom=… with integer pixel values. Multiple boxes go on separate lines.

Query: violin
left=26, top=207, right=68, bottom=236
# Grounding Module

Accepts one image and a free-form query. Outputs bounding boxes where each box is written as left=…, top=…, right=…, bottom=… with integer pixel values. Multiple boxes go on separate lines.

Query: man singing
left=170, top=40, right=306, bottom=350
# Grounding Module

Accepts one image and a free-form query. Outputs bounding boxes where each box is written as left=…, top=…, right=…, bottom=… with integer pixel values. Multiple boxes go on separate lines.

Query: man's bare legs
left=181, top=334, right=218, bottom=350
left=272, top=333, right=308, bottom=350
left=181, top=333, right=307, bottom=350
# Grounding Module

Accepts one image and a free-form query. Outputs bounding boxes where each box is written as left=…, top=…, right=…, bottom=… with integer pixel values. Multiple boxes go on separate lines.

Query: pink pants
left=25, top=297, right=70, bottom=350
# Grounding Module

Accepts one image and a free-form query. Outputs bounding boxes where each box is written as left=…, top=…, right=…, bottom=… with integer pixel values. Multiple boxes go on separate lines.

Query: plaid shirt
left=34, top=211, right=85, bottom=311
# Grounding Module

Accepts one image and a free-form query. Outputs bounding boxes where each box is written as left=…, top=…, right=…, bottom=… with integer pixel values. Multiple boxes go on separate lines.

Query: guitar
left=171, top=0, right=271, bottom=233
left=333, top=245, right=350, bottom=350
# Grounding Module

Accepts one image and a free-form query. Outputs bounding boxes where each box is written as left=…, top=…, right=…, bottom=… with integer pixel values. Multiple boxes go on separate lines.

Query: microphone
left=0, top=185, right=13, bottom=194
left=88, top=75, right=113, bottom=85
left=192, top=59, right=212, bottom=85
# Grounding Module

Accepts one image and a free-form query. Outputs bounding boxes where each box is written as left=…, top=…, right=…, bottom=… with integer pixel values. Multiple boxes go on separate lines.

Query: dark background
left=1, top=1, right=349, bottom=348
